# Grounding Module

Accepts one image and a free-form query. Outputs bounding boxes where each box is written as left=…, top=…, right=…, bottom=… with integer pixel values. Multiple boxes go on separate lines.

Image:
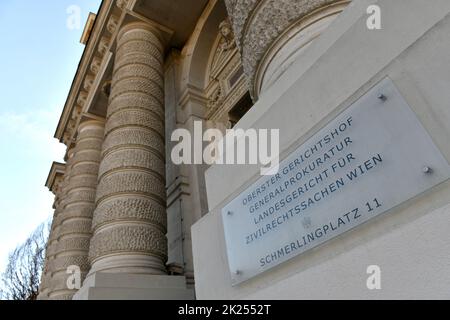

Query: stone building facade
left=39, top=0, right=450, bottom=300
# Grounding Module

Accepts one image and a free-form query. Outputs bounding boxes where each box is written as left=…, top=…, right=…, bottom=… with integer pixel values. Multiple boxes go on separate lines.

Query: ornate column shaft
left=44, top=150, right=74, bottom=299
left=224, top=0, right=349, bottom=99
left=48, top=120, right=104, bottom=300
left=39, top=218, right=60, bottom=299
left=87, top=22, right=167, bottom=276
left=38, top=180, right=64, bottom=300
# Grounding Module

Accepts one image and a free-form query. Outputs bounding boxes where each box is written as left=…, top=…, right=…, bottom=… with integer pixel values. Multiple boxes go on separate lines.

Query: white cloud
left=0, top=107, right=66, bottom=274
left=0, top=107, right=66, bottom=160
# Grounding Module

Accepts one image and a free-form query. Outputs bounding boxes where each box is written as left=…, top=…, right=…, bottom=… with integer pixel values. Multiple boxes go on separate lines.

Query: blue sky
left=0, top=0, right=101, bottom=273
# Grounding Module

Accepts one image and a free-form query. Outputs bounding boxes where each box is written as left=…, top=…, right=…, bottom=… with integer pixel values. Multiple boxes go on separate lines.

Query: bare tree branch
left=0, top=221, right=50, bottom=300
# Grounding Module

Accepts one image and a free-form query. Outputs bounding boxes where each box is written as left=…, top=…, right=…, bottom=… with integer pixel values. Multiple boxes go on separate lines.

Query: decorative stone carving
left=107, top=15, right=119, bottom=34
left=98, top=36, right=111, bottom=55
left=116, top=0, right=131, bottom=10
left=205, top=21, right=249, bottom=123
left=91, top=197, right=167, bottom=231
left=205, top=18, right=249, bottom=123
left=223, top=0, right=258, bottom=49
left=89, top=225, right=167, bottom=262
left=98, top=148, right=165, bottom=181
left=68, top=119, right=75, bottom=132
left=105, top=108, right=165, bottom=136
left=224, top=0, right=344, bottom=99
left=37, top=168, right=65, bottom=300
left=207, top=82, right=225, bottom=112
left=218, top=19, right=236, bottom=51
left=62, top=133, right=71, bottom=146
left=210, top=19, right=238, bottom=78
left=91, top=56, right=102, bottom=74
left=49, top=255, right=90, bottom=275
left=77, top=91, right=88, bottom=108
left=43, top=149, right=75, bottom=300
left=47, top=121, right=104, bottom=300
left=83, top=74, right=95, bottom=91
left=107, top=89, right=165, bottom=121
left=87, top=23, right=168, bottom=276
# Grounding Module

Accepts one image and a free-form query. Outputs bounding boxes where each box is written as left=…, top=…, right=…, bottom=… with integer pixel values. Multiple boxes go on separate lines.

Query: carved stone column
left=43, top=149, right=74, bottom=299
left=87, top=22, right=167, bottom=276
left=224, top=0, right=349, bottom=99
left=38, top=166, right=65, bottom=300
left=39, top=214, right=61, bottom=300
left=48, top=120, right=104, bottom=300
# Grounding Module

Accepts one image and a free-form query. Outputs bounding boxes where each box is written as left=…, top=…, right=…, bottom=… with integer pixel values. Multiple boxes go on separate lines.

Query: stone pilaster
left=48, top=120, right=104, bottom=300
left=87, top=22, right=168, bottom=276
left=224, top=0, right=348, bottom=98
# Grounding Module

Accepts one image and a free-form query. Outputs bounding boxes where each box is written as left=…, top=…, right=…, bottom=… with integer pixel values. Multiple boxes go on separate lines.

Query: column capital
left=118, top=10, right=175, bottom=49
left=78, top=118, right=106, bottom=133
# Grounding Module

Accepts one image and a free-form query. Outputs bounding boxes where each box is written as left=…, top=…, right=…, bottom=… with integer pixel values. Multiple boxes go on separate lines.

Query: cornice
left=45, top=162, right=66, bottom=194
left=80, top=12, right=97, bottom=45
left=55, top=0, right=135, bottom=146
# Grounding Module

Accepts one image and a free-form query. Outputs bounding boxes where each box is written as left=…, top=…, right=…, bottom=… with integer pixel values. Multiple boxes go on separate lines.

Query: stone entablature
left=55, top=0, right=133, bottom=147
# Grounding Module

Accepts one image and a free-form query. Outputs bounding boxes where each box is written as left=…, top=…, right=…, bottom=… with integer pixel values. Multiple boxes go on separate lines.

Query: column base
left=73, top=273, right=195, bottom=300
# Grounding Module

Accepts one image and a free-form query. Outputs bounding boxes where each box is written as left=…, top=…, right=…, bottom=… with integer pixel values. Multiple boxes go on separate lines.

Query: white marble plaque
left=222, top=78, right=450, bottom=285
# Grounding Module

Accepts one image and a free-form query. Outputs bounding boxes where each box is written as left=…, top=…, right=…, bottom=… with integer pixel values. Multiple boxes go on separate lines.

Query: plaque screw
left=378, top=94, right=387, bottom=102
left=227, top=211, right=233, bottom=216
left=234, top=270, right=241, bottom=276
left=423, top=166, right=432, bottom=174
left=302, top=217, right=312, bottom=229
